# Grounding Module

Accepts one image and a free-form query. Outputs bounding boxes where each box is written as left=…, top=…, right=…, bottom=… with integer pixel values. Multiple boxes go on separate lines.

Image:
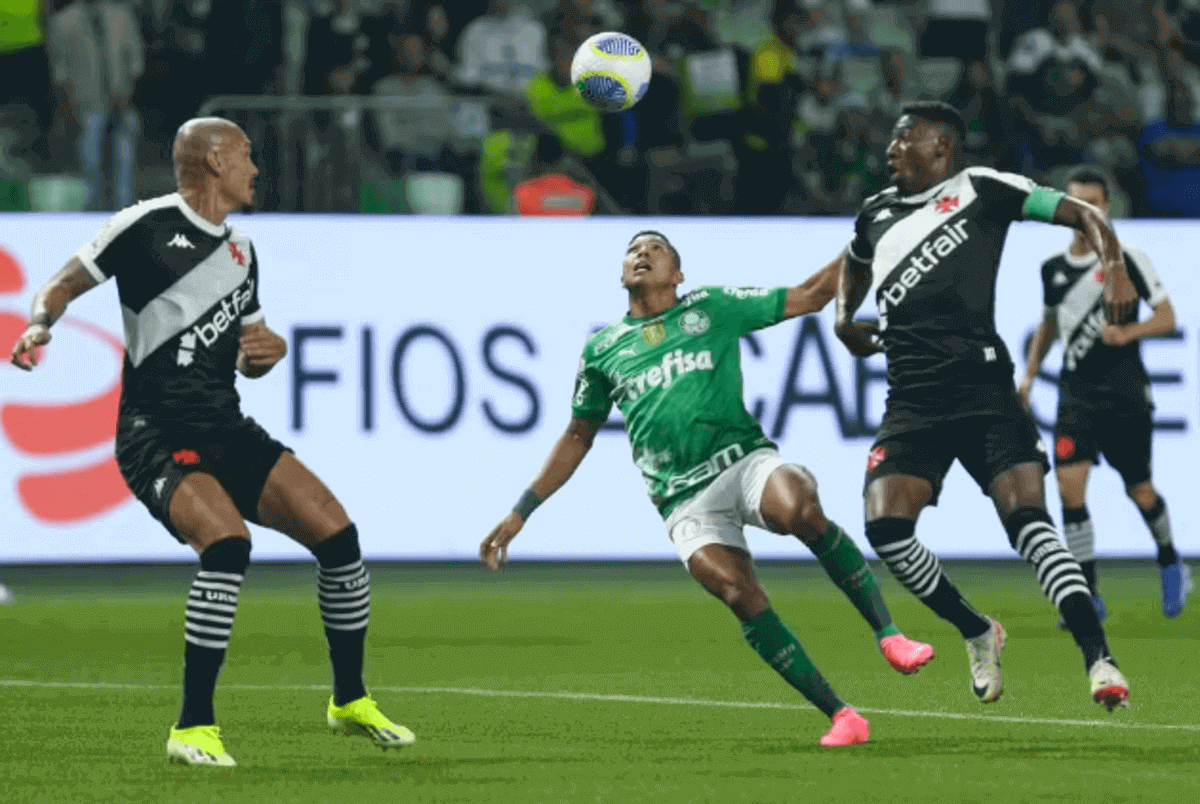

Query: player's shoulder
left=963, top=165, right=1035, bottom=193
left=858, top=185, right=899, bottom=214
left=1121, top=243, right=1153, bottom=269
left=1040, top=250, right=1069, bottom=280
left=94, top=193, right=188, bottom=242
left=583, top=318, right=638, bottom=359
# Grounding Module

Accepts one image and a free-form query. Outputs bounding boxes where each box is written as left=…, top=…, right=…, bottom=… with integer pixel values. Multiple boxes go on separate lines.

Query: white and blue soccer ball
left=571, top=32, right=652, bottom=113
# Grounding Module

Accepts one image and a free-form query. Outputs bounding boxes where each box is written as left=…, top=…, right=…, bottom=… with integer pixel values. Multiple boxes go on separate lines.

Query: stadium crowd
left=2, top=0, right=1200, bottom=215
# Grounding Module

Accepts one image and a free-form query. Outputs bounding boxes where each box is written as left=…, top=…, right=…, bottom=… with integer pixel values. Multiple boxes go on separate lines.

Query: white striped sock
left=185, top=570, right=243, bottom=650
left=318, top=561, right=370, bottom=633
left=1064, top=519, right=1095, bottom=563
left=873, top=536, right=944, bottom=599
left=1014, top=521, right=1091, bottom=607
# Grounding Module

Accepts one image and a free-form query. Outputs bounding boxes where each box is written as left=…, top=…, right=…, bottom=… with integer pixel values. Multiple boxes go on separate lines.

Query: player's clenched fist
left=9, top=324, right=50, bottom=371
left=237, top=323, right=287, bottom=377
left=480, top=513, right=525, bottom=571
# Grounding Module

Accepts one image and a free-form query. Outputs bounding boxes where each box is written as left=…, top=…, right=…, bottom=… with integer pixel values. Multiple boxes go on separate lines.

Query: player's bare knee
left=718, top=578, right=768, bottom=619
left=783, top=497, right=826, bottom=545
left=1127, top=481, right=1157, bottom=509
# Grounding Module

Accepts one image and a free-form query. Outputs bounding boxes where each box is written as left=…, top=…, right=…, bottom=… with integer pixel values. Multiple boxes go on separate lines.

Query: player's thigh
left=862, top=433, right=947, bottom=519
left=954, top=409, right=1049, bottom=515
left=666, top=473, right=751, bottom=566
left=1054, top=461, right=1093, bottom=509
left=256, top=452, right=351, bottom=549
left=759, top=463, right=827, bottom=541
left=169, top=472, right=251, bottom=552
left=1097, top=408, right=1154, bottom=491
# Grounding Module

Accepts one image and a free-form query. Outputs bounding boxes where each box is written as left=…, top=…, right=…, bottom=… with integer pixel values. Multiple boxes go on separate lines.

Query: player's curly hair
left=629, top=230, right=682, bottom=271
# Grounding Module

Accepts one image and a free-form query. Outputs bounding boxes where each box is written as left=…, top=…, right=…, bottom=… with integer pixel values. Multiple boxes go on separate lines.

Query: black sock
left=178, top=537, right=251, bottom=729
left=866, top=518, right=990, bottom=639
left=1062, top=506, right=1098, bottom=596
left=313, top=524, right=369, bottom=706
left=1004, top=507, right=1111, bottom=670
left=1140, top=496, right=1179, bottom=567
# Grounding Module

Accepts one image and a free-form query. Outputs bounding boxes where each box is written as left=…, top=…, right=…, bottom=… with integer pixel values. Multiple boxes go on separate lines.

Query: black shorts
left=115, top=413, right=291, bottom=542
left=863, top=397, right=1049, bottom=505
left=1054, top=401, right=1152, bottom=487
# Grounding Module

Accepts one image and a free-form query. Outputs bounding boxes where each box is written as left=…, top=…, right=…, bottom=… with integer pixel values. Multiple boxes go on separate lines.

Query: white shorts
left=664, top=448, right=804, bottom=564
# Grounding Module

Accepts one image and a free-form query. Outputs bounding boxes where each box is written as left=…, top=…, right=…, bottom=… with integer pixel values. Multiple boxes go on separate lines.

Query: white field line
left=2, top=678, right=1198, bottom=733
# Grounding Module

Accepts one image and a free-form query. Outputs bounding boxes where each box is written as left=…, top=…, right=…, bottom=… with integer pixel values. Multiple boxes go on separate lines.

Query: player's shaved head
left=173, top=117, right=246, bottom=189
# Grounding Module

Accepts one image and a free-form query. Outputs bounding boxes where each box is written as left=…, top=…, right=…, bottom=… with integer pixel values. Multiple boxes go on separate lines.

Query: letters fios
left=877, top=220, right=970, bottom=328
left=192, top=279, right=254, bottom=348
left=618, top=349, right=714, bottom=402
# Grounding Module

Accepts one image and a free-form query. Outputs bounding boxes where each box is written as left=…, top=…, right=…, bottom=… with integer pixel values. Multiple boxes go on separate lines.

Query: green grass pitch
left=1, top=560, right=1197, bottom=804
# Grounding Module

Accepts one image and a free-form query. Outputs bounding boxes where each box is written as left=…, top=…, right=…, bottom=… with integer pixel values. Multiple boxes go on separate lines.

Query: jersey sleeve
left=709, top=285, right=788, bottom=335
left=240, top=242, right=264, bottom=325
left=570, top=351, right=614, bottom=422
left=75, top=207, right=146, bottom=283
left=1040, top=259, right=1057, bottom=307
left=970, top=167, right=1064, bottom=225
left=1124, top=247, right=1168, bottom=307
left=847, top=210, right=874, bottom=266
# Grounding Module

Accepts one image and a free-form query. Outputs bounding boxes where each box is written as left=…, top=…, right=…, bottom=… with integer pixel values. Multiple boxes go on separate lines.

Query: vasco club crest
left=679, top=309, right=710, bottom=335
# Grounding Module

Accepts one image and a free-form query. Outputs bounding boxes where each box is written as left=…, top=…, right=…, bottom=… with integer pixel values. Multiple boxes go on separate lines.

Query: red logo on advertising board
left=1, top=245, right=131, bottom=522
left=867, top=445, right=888, bottom=472
left=934, top=195, right=960, bottom=213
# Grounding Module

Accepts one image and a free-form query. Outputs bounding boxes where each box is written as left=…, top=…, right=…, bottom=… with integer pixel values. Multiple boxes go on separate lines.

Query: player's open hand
left=835, top=320, right=882, bottom=357
left=237, top=324, right=287, bottom=377
left=9, top=324, right=50, bottom=371
left=481, top=512, right=525, bottom=571
left=1101, top=256, right=1137, bottom=325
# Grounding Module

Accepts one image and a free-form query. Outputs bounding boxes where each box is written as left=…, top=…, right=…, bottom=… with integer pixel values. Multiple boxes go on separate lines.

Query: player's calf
left=311, top=523, right=370, bottom=706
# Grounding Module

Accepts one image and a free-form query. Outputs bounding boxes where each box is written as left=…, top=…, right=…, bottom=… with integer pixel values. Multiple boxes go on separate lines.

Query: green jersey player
left=480, top=231, right=934, bottom=747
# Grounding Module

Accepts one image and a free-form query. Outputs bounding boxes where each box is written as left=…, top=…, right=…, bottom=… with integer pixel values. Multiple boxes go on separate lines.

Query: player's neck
left=179, top=186, right=235, bottom=227
left=1068, top=234, right=1094, bottom=258
left=627, top=288, right=679, bottom=319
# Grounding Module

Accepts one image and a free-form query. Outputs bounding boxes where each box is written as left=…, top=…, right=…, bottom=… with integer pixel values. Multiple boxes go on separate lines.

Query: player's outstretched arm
left=1052, top=197, right=1138, bottom=324
left=9, top=256, right=98, bottom=371
left=833, top=250, right=881, bottom=357
left=237, top=321, right=287, bottom=378
left=1018, top=309, right=1057, bottom=407
left=781, top=252, right=841, bottom=319
left=480, top=415, right=603, bottom=571
left=1102, top=297, right=1176, bottom=347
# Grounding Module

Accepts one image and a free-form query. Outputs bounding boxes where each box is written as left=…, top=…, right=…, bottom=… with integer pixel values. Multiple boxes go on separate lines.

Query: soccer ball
left=571, top=32, right=652, bottom=113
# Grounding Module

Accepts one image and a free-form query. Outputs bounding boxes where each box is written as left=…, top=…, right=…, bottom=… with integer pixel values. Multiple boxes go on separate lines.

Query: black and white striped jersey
left=1041, top=245, right=1166, bottom=406
left=848, top=167, right=1051, bottom=399
left=77, top=193, right=263, bottom=431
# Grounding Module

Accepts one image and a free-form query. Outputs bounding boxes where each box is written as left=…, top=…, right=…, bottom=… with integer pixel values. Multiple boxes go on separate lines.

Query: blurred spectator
left=946, top=58, right=1005, bottom=164
left=410, top=1, right=453, bottom=82
left=0, top=0, right=53, bottom=170
left=1005, top=0, right=1105, bottom=172
left=456, top=0, right=548, bottom=95
left=512, top=130, right=597, bottom=214
left=524, top=33, right=605, bottom=159
left=47, top=0, right=145, bottom=209
left=1089, top=0, right=1157, bottom=84
left=1139, top=77, right=1200, bottom=216
left=372, top=33, right=451, bottom=172
left=545, top=0, right=605, bottom=44
left=303, top=0, right=405, bottom=95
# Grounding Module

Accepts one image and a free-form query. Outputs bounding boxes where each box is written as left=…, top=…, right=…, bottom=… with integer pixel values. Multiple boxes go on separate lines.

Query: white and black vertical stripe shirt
left=1041, top=245, right=1166, bottom=407
left=77, top=193, right=263, bottom=431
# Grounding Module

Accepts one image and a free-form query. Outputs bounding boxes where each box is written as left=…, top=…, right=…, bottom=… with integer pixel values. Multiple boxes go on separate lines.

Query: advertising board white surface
left=0, top=215, right=1195, bottom=562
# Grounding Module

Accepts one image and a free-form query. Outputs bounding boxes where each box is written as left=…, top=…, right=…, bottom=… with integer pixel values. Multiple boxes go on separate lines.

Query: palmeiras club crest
left=642, top=321, right=666, bottom=346
left=679, top=309, right=710, bottom=336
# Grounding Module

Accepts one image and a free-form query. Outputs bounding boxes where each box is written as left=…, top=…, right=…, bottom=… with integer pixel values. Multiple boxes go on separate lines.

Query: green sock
left=741, top=608, right=845, bottom=717
left=812, top=523, right=898, bottom=641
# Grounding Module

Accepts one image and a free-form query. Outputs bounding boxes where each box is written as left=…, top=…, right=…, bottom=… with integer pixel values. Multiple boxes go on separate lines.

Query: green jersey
left=572, top=284, right=789, bottom=518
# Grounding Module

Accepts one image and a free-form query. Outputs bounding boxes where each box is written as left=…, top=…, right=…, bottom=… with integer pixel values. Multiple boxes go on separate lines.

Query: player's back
left=76, top=193, right=263, bottom=431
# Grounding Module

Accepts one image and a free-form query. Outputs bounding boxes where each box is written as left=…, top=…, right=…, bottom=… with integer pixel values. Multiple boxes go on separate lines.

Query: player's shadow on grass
left=370, top=636, right=587, bottom=649
left=744, top=738, right=1200, bottom=764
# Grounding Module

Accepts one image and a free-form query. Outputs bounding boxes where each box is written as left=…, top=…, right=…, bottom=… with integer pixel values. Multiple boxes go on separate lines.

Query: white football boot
left=1089, top=658, right=1130, bottom=711
left=965, top=617, right=1006, bottom=703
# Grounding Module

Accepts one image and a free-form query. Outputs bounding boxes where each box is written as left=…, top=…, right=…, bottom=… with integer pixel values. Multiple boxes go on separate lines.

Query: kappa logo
left=679, top=309, right=710, bottom=336
left=873, top=208, right=893, bottom=222
left=166, top=233, right=195, bottom=249
left=153, top=477, right=167, bottom=497
left=0, top=244, right=132, bottom=522
left=1053, top=272, right=1069, bottom=286
left=934, top=194, right=960, bottom=213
